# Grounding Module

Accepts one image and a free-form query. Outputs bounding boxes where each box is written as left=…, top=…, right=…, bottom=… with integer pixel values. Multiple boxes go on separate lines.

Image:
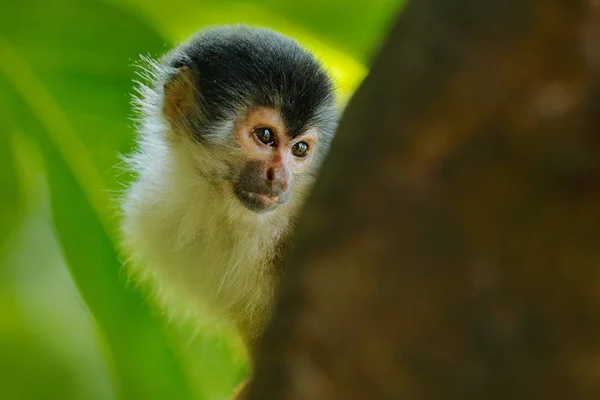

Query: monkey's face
left=160, top=64, right=335, bottom=217
left=158, top=26, right=338, bottom=215
left=232, top=107, right=318, bottom=213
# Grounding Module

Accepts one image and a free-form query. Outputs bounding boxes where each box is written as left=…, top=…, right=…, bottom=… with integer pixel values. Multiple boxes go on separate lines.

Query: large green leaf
left=0, top=0, right=196, bottom=398
left=0, top=0, right=168, bottom=209
left=0, top=46, right=196, bottom=400
left=0, top=121, right=22, bottom=252
left=39, top=122, right=196, bottom=400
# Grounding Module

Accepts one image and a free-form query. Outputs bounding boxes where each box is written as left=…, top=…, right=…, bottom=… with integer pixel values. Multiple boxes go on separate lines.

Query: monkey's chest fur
left=121, top=155, right=292, bottom=340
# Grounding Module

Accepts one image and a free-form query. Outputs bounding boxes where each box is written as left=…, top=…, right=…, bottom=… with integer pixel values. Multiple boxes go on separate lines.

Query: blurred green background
left=0, top=1, right=401, bottom=399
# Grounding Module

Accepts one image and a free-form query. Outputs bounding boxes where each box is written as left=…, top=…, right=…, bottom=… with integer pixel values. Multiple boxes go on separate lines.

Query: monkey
left=119, top=25, right=338, bottom=396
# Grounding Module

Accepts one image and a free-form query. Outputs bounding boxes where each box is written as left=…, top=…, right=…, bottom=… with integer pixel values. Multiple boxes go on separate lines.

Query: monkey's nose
left=266, top=167, right=290, bottom=193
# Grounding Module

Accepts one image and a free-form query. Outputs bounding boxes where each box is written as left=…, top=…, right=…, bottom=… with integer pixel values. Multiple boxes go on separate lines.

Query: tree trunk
left=248, top=0, right=600, bottom=399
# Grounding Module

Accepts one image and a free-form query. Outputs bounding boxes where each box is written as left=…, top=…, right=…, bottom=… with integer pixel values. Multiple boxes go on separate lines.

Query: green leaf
left=0, top=0, right=169, bottom=210
left=39, top=127, right=196, bottom=400
left=0, top=57, right=196, bottom=400
left=0, top=0, right=196, bottom=397
left=0, top=128, right=22, bottom=252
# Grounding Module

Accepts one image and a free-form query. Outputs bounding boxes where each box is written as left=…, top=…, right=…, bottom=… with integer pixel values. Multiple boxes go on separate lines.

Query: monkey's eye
left=292, top=141, right=310, bottom=158
left=254, top=127, right=276, bottom=147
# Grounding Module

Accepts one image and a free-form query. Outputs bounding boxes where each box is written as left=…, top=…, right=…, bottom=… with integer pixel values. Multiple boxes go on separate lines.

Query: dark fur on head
left=163, top=25, right=338, bottom=152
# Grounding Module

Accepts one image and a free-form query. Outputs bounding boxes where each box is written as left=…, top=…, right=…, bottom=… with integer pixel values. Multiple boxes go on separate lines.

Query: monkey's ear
left=162, top=66, right=201, bottom=136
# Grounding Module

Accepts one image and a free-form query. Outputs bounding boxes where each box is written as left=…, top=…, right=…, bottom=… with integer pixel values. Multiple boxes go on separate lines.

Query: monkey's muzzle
left=234, top=188, right=285, bottom=213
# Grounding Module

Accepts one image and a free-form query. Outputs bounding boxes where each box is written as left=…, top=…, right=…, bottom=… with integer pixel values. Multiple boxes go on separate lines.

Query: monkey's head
left=147, top=25, right=338, bottom=216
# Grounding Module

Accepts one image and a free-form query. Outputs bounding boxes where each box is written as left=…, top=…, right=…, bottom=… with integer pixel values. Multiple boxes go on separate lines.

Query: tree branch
left=249, top=1, right=600, bottom=398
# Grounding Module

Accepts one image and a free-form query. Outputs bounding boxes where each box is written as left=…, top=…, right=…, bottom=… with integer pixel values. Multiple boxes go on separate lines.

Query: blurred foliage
left=0, top=0, right=402, bottom=399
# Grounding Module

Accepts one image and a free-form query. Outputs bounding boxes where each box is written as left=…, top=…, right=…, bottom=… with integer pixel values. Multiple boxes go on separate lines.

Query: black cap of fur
left=164, top=25, right=337, bottom=142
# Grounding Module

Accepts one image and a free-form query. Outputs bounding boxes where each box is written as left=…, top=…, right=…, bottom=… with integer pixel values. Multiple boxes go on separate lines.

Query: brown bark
left=248, top=0, right=600, bottom=399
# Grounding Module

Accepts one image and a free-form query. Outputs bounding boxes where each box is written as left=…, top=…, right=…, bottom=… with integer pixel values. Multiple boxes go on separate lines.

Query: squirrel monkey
left=120, top=25, right=338, bottom=396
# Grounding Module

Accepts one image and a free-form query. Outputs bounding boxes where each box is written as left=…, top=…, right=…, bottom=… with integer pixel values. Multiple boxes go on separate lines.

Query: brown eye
left=254, top=127, right=275, bottom=146
left=292, top=141, right=309, bottom=158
